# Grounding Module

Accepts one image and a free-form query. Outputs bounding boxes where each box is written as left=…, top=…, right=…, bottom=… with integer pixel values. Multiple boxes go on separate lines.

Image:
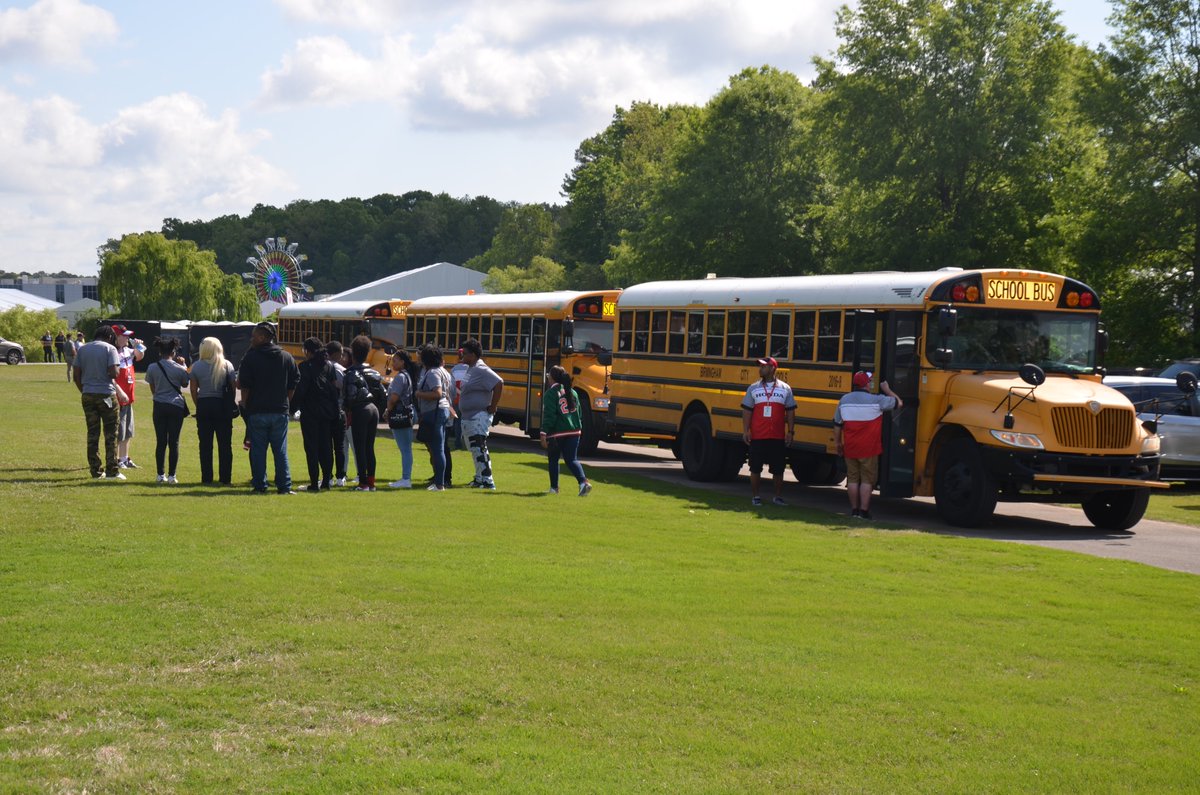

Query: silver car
left=0, top=337, right=25, bottom=365
left=1104, top=374, right=1200, bottom=481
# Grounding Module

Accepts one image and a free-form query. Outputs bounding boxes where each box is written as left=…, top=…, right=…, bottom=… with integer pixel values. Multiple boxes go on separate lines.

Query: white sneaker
left=167, top=475, right=178, bottom=484
left=334, top=477, right=347, bottom=487
left=426, top=483, right=444, bottom=492
left=108, top=471, right=126, bottom=482
left=578, top=482, right=592, bottom=497
left=547, top=487, right=558, bottom=494
left=390, top=479, right=412, bottom=489
left=156, top=474, right=166, bottom=483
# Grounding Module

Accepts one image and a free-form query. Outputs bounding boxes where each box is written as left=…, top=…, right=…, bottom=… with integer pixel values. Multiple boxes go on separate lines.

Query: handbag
left=415, top=411, right=438, bottom=444
left=386, top=371, right=413, bottom=429
left=222, top=367, right=240, bottom=418
left=157, top=360, right=191, bottom=418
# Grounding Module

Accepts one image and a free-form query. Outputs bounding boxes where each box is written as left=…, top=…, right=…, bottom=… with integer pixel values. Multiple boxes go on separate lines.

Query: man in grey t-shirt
left=73, top=325, right=125, bottom=480
left=456, top=338, right=503, bottom=489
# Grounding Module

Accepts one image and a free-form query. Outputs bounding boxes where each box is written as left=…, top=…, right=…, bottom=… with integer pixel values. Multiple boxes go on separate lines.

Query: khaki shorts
left=844, top=456, right=878, bottom=485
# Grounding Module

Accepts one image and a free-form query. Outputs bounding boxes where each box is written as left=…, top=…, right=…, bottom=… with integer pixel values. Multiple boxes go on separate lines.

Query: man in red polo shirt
left=741, top=357, right=796, bottom=506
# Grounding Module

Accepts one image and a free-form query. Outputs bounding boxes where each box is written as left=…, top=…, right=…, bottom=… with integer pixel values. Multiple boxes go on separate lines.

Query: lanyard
left=761, top=379, right=778, bottom=403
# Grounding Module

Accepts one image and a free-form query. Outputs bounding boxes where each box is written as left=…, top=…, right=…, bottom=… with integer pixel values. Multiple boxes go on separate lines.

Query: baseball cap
left=110, top=324, right=130, bottom=337
left=853, top=371, right=872, bottom=388
left=757, top=357, right=778, bottom=368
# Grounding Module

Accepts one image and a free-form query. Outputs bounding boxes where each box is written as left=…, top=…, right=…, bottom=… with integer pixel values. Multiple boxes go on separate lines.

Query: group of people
left=42, top=330, right=88, bottom=381
left=72, top=321, right=595, bottom=497
left=741, top=356, right=901, bottom=518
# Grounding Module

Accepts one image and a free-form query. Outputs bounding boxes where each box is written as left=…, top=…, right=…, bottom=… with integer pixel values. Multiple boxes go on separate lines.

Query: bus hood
left=944, top=372, right=1147, bottom=454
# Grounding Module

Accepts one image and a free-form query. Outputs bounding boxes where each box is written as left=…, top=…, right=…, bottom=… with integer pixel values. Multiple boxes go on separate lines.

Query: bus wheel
left=577, top=399, right=600, bottom=456
left=719, top=441, right=745, bottom=481
left=680, top=413, right=725, bottom=482
left=1082, top=489, right=1149, bottom=531
left=934, top=437, right=997, bottom=527
left=790, top=452, right=844, bottom=485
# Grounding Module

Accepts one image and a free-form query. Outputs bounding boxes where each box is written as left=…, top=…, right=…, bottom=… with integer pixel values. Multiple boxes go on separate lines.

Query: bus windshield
left=570, top=319, right=613, bottom=353
left=369, top=319, right=406, bottom=347
left=928, top=308, right=1097, bottom=374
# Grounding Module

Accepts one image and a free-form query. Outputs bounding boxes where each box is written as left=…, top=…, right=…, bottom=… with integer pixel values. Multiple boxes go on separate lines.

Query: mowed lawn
left=1, top=365, right=1198, bottom=793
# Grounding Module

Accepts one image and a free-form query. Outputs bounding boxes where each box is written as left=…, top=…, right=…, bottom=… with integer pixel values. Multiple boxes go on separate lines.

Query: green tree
left=606, top=67, right=823, bottom=285
left=466, top=205, right=558, bottom=273
left=814, top=0, right=1073, bottom=273
left=1075, top=0, right=1200, bottom=358
left=0, top=307, right=68, bottom=357
left=482, top=256, right=567, bottom=293
left=98, top=233, right=257, bottom=321
left=560, top=102, right=700, bottom=271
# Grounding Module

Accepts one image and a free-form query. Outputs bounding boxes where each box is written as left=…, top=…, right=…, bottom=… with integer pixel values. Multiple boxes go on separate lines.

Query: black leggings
left=301, top=414, right=336, bottom=488
left=349, top=405, right=378, bottom=481
left=152, top=401, right=186, bottom=476
left=195, top=396, right=233, bottom=484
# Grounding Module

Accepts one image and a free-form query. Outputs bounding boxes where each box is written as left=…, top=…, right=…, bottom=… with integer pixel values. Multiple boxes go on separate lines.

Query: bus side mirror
left=561, top=318, right=575, bottom=355
left=1176, top=371, right=1197, bottom=395
left=932, top=347, right=953, bottom=366
left=937, top=307, right=957, bottom=337
left=597, top=350, right=613, bottom=366
left=1096, top=327, right=1109, bottom=361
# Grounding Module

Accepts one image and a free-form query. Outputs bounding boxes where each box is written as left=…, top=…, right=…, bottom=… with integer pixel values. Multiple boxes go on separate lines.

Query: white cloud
left=0, top=0, right=118, bottom=67
left=0, top=90, right=292, bottom=272
left=258, top=0, right=842, bottom=129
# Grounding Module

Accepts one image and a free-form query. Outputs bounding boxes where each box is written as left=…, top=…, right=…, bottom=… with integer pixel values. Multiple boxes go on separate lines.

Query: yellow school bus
left=403, top=290, right=619, bottom=452
left=278, top=299, right=409, bottom=376
left=609, top=268, right=1165, bottom=530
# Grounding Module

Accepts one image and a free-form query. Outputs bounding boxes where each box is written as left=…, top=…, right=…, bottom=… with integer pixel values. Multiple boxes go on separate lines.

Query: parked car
left=1104, top=374, right=1200, bottom=481
left=0, top=337, right=25, bottom=365
left=1158, top=358, right=1200, bottom=380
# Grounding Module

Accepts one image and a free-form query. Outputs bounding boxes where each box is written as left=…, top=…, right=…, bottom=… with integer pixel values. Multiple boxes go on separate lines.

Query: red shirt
left=741, top=378, right=796, bottom=440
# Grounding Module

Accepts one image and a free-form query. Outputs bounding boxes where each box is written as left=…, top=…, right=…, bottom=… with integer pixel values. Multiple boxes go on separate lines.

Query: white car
left=1104, top=374, right=1200, bottom=481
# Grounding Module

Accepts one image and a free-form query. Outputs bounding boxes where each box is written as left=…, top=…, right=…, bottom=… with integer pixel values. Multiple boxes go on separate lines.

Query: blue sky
left=1, top=0, right=1116, bottom=276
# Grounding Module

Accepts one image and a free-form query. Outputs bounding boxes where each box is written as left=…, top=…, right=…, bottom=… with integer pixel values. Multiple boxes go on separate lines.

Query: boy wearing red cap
left=834, top=371, right=902, bottom=519
left=741, top=357, right=796, bottom=506
left=110, top=325, right=145, bottom=469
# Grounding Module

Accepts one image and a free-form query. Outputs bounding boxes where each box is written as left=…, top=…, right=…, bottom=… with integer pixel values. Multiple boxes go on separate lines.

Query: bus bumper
left=981, top=447, right=1165, bottom=493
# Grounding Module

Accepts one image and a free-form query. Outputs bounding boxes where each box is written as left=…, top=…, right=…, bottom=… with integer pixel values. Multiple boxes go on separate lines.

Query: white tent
left=0, top=289, right=62, bottom=312
left=325, top=262, right=485, bottom=303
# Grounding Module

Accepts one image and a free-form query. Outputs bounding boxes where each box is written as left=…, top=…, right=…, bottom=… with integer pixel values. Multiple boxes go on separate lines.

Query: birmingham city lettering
left=986, top=280, right=1056, bottom=303
left=699, top=366, right=722, bottom=379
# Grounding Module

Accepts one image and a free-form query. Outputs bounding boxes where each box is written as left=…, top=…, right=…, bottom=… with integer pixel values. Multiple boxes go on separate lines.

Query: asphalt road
left=488, top=425, right=1200, bottom=576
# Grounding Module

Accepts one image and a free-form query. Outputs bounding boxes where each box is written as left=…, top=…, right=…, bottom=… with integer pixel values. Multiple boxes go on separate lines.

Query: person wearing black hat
left=740, top=357, right=796, bottom=506
left=833, top=371, right=902, bottom=520
left=236, top=321, right=300, bottom=494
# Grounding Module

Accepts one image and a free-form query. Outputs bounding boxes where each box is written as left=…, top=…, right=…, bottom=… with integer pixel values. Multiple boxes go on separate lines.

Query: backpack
left=314, top=362, right=341, bottom=420
left=363, top=367, right=388, bottom=415
left=346, top=365, right=386, bottom=415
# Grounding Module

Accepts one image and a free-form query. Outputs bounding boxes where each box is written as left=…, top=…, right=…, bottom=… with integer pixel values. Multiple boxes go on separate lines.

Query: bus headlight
left=1141, top=434, right=1161, bottom=454
left=989, top=430, right=1044, bottom=450
left=593, top=396, right=610, bottom=410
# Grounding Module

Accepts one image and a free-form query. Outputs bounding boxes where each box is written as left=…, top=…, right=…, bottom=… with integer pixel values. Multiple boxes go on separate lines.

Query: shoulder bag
left=156, top=360, right=191, bottom=418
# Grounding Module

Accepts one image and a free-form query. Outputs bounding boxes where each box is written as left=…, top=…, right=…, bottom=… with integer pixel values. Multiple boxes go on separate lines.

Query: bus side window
left=771, top=312, right=791, bottom=359
left=793, top=311, right=815, bottom=361
left=706, top=311, right=725, bottom=357
left=668, top=311, right=686, bottom=354
left=651, top=311, right=668, bottom=354
left=817, top=310, right=841, bottom=362
left=726, top=311, right=746, bottom=358
left=469, top=315, right=480, bottom=342
left=618, top=311, right=633, bottom=352
left=492, top=317, right=504, bottom=352
left=634, top=310, right=650, bottom=352
left=747, top=311, right=767, bottom=358
left=505, top=317, right=518, bottom=352
left=520, top=317, right=532, bottom=353
left=687, top=311, right=704, bottom=355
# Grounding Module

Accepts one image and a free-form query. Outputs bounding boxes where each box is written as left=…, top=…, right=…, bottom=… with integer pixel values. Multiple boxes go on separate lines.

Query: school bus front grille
left=1050, top=407, right=1134, bottom=450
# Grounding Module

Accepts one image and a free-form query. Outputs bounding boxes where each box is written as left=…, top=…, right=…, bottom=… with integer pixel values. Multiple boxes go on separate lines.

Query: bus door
left=877, top=312, right=921, bottom=498
left=523, top=316, right=549, bottom=436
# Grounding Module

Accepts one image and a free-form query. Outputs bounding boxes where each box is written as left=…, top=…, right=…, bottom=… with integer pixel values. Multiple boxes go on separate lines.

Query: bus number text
left=828, top=375, right=843, bottom=389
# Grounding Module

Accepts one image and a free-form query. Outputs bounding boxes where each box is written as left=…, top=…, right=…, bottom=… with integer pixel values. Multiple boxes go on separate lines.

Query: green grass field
left=2, top=365, right=1198, bottom=792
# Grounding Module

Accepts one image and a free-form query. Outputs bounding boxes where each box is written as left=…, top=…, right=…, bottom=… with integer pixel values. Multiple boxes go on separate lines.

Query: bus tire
left=934, top=437, right=998, bottom=527
left=1082, top=489, right=1149, bottom=531
left=719, top=441, right=746, bottom=481
left=790, top=452, right=844, bottom=485
left=680, top=413, right=725, bottom=482
left=577, top=397, right=600, bottom=455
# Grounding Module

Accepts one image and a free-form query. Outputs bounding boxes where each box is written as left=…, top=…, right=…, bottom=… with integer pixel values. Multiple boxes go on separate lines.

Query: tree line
left=99, top=0, right=1196, bottom=367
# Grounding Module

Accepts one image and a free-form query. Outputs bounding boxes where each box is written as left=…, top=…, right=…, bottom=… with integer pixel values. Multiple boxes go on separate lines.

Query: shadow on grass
left=507, top=443, right=1140, bottom=543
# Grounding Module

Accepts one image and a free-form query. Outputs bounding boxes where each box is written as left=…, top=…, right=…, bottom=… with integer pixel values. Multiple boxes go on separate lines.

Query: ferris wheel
left=242, top=237, right=312, bottom=304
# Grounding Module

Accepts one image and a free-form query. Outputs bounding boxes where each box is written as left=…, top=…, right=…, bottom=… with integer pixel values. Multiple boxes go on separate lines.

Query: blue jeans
left=391, top=427, right=414, bottom=480
left=248, top=412, right=291, bottom=493
left=423, top=407, right=448, bottom=487
left=547, top=435, right=587, bottom=491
